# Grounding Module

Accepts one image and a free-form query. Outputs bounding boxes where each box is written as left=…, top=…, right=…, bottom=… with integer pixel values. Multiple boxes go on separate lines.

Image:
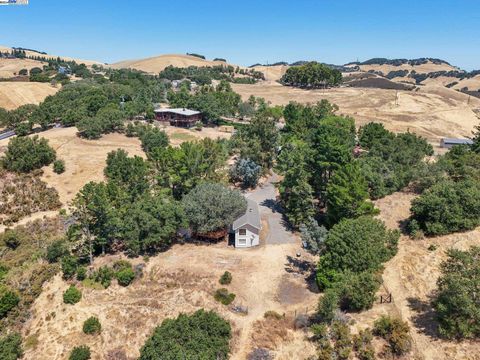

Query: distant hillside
left=0, top=45, right=102, bottom=67
left=110, top=54, right=240, bottom=74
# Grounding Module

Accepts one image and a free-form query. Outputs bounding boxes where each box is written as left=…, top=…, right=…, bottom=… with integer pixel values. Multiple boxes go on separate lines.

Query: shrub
left=264, top=310, right=283, bottom=320
left=3, top=230, right=20, bottom=250
left=112, top=260, right=131, bottom=272
left=139, top=127, right=168, bottom=155
left=53, top=159, right=65, bottom=174
left=139, top=309, right=231, bottom=360
left=229, top=158, right=262, bottom=189
left=61, top=255, right=78, bottom=280
left=63, top=285, right=82, bottom=305
left=83, top=316, right=101, bottom=335
left=219, top=271, right=232, bottom=285
left=69, top=345, right=91, bottom=360
left=1, top=135, right=56, bottom=173
left=353, top=329, right=375, bottom=360
left=0, top=332, right=23, bottom=360
left=317, top=289, right=340, bottom=323
left=116, top=268, right=135, bottom=287
left=317, top=217, right=399, bottom=289
left=410, top=179, right=480, bottom=236
left=0, top=288, right=20, bottom=318
left=433, top=247, right=480, bottom=339
left=76, top=267, right=87, bottom=281
left=92, top=266, right=114, bottom=288
left=214, top=288, right=236, bottom=305
left=46, top=240, right=68, bottom=263
left=373, top=315, right=412, bottom=356
left=337, top=271, right=381, bottom=312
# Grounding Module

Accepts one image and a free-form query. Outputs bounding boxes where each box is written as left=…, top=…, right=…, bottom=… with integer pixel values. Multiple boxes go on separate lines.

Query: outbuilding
left=440, top=138, right=473, bottom=148
left=231, top=199, right=261, bottom=248
left=154, top=108, right=202, bottom=128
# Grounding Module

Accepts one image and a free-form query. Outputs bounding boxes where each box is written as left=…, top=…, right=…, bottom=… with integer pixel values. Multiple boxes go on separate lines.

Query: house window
left=238, top=238, right=247, bottom=246
left=239, top=229, right=247, bottom=236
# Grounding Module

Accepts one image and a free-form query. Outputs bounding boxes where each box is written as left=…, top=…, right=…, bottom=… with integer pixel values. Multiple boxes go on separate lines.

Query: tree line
left=280, top=62, right=342, bottom=88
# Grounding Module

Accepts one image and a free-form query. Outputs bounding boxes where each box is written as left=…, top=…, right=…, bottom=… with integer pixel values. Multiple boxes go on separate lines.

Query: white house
left=232, top=199, right=261, bottom=248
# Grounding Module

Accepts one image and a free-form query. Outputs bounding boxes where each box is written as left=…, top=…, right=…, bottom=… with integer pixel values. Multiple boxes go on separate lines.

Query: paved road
left=0, top=130, right=15, bottom=141
left=246, top=173, right=297, bottom=245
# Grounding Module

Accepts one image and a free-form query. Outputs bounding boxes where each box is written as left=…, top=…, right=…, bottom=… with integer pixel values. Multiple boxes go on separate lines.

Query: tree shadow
left=285, top=255, right=320, bottom=294
left=260, top=198, right=295, bottom=232
left=407, top=296, right=440, bottom=339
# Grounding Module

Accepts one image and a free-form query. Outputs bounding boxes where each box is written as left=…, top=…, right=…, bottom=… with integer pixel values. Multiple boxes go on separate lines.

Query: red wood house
left=154, top=108, right=202, bottom=128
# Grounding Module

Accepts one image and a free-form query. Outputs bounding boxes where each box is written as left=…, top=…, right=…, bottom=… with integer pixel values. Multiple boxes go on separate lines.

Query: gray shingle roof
left=154, top=108, right=200, bottom=116
left=232, top=198, right=261, bottom=230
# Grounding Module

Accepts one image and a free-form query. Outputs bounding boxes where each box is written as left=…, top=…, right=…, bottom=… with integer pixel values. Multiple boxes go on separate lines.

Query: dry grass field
left=0, top=58, right=48, bottom=78
left=232, top=81, right=480, bottom=145
left=21, top=241, right=318, bottom=360
left=0, top=82, right=59, bottom=110
left=110, top=54, right=235, bottom=74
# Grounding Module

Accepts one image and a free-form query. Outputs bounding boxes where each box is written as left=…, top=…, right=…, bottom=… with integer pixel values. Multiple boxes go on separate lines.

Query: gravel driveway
left=246, top=173, right=297, bottom=245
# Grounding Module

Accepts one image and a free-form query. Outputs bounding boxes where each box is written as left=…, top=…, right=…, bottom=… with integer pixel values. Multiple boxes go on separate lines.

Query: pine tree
left=326, top=162, right=377, bottom=224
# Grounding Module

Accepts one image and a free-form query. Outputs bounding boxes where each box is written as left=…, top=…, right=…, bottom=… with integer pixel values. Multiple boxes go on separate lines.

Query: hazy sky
left=1, top=0, right=479, bottom=69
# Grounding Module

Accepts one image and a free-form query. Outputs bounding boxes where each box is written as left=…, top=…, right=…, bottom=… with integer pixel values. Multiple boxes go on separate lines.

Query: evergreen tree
left=326, top=162, right=378, bottom=225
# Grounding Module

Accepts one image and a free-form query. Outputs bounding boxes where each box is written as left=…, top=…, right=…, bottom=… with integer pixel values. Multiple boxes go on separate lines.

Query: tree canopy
left=182, top=183, right=247, bottom=236
left=139, top=309, right=231, bottom=360
left=1, top=135, right=56, bottom=173
left=280, top=62, right=342, bottom=88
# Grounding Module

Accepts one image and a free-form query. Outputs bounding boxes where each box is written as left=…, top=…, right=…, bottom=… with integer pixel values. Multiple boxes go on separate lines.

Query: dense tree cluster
left=139, top=309, right=231, bottom=360
left=1, top=136, right=56, bottom=173
left=280, top=62, right=342, bottom=88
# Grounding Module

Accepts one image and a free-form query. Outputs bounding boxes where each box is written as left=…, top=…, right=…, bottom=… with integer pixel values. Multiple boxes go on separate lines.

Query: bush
left=373, top=315, right=412, bottom=356
left=69, top=345, right=91, bottom=360
left=112, top=260, right=131, bottom=272
left=410, top=179, right=480, bottom=236
left=83, top=316, right=101, bottom=335
left=139, top=127, right=169, bottom=155
left=46, top=240, right=68, bottom=263
left=433, top=247, right=480, bottom=339
left=116, top=268, right=135, bottom=287
left=76, top=267, right=87, bottom=281
left=317, top=289, right=340, bottom=323
left=0, top=288, right=20, bottom=318
left=92, top=266, right=114, bottom=288
left=63, top=285, right=82, bottom=305
left=0, top=332, right=23, bottom=360
left=61, top=255, right=78, bottom=280
left=219, top=271, right=232, bottom=285
left=53, top=159, right=65, bottom=174
left=229, top=158, right=262, bottom=188
left=139, top=309, right=231, bottom=360
left=3, top=230, right=20, bottom=250
left=214, top=288, right=236, bottom=305
left=317, top=217, right=399, bottom=289
left=337, top=271, right=381, bottom=312
left=264, top=310, right=283, bottom=320
left=1, top=135, right=56, bottom=173
left=353, top=329, right=375, bottom=360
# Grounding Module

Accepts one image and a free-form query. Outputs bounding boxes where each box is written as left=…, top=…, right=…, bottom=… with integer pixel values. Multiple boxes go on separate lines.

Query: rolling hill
left=110, top=54, right=237, bottom=74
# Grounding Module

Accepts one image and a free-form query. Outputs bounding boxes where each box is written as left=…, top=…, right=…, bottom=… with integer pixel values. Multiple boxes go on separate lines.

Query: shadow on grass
left=285, top=255, right=320, bottom=294
left=407, top=296, right=440, bottom=339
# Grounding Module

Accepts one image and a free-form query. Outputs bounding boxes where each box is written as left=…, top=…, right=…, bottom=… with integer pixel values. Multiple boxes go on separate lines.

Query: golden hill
left=0, top=45, right=102, bottom=67
left=110, top=54, right=236, bottom=74
left=0, top=82, right=59, bottom=110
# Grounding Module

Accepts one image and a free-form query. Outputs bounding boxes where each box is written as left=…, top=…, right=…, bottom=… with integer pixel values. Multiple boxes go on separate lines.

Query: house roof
left=154, top=108, right=201, bottom=116
left=441, top=138, right=473, bottom=145
left=232, top=199, right=261, bottom=230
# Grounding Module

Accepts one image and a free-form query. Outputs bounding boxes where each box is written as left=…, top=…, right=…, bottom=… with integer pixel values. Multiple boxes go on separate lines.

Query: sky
left=1, top=0, right=480, bottom=70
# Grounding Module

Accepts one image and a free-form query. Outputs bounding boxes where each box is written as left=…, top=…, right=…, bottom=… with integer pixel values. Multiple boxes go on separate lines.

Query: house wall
left=234, top=223, right=260, bottom=248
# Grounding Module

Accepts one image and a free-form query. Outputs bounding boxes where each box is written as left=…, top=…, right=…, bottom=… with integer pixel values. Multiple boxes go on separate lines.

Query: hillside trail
left=376, top=192, right=480, bottom=360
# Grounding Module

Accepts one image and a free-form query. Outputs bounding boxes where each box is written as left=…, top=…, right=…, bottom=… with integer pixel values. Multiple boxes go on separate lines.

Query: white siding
left=234, top=223, right=260, bottom=248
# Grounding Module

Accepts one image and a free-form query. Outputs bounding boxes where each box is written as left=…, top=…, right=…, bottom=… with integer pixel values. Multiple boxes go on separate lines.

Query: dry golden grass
left=110, top=54, right=236, bottom=74
left=0, top=82, right=59, bottom=110
left=0, top=58, right=48, bottom=78
left=232, top=82, right=480, bottom=145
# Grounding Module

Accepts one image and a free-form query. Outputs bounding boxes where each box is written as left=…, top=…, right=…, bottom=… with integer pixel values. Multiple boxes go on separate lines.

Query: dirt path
left=375, top=192, right=480, bottom=360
